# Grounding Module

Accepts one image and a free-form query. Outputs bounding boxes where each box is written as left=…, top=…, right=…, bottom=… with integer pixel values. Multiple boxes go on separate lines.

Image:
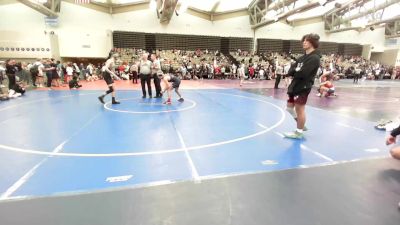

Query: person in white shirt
left=98, top=53, right=120, bottom=104
left=353, top=67, right=361, bottom=84
left=130, top=62, right=138, bottom=84
left=238, top=63, right=245, bottom=86
left=151, top=54, right=162, bottom=98
left=231, top=64, right=237, bottom=79
left=73, top=63, right=80, bottom=78
left=86, top=64, right=99, bottom=82
left=29, top=59, right=41, bottom=87
left=36, top=59, right=45, bottom=87
left=86, top=63, right=93, bottom=76
left=139, top=53, right=152, bottom=98
left=274, top=63, right=284, bottom=89
left=284, top=62, right=292, bottom=87
left=66, top=63, right=74, bottom=82
left=221, top=66, right=226, bottom=78
left=208, top=64, right=214, bottom=79
left=180, top=65, right=187, bottom=78
left=258, top=67, right=265, bottom=80
left=0, top=61, right=5, bottom=88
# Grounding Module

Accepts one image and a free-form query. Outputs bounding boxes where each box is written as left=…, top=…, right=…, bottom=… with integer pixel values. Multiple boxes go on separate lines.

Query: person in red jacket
left=249, top=65, right=255, bottom=79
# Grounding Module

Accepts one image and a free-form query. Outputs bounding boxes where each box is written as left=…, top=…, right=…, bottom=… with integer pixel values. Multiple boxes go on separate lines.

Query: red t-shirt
left=249, top=67, right=255, bottom=75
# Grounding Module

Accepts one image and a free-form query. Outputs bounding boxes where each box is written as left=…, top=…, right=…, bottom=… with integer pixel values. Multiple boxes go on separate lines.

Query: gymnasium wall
left=255, top=21, right=386, bottom=53
left=397, top=51, right=400, bottom=66
left=0, top=1, right=388, bottom=59
left=0, top=1, right=251, bottom=59
left=0, top=3, right=51, bottom=59
left=57, top=1, right=113, bottom=58
left=370, top=49, right=399, bottom=66
left=111, top=8, right=253, bottom=38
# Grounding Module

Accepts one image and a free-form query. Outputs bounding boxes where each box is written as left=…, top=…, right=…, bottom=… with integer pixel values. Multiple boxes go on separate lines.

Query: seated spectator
left=69, top=76, right=82, bottom=89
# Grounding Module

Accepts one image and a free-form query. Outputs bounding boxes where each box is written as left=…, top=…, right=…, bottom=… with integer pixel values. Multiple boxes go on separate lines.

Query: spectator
left=139, top=53, right=152, bottom=98
left=69, top=76, right=82, bottom=89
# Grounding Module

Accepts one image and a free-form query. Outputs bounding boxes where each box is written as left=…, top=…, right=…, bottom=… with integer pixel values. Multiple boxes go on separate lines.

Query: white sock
left=8, top=90, right=15, bottom=98
left=286, top=107, right=297, bottom=119
left=296, top=128, right=303, bottom=133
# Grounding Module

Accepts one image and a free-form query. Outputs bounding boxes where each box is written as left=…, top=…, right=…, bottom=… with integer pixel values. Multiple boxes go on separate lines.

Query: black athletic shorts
left=103, top=71, right=113, bottom=85
left=172, top=80, right=181, bottom=89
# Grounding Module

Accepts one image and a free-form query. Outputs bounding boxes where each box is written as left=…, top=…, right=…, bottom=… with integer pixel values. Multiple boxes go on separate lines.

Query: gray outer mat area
left=0, top=158, right=399, bottom=225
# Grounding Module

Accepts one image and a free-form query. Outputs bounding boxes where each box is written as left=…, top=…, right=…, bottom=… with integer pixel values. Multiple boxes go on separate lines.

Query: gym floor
left=0, top=79, right=399, bottom=225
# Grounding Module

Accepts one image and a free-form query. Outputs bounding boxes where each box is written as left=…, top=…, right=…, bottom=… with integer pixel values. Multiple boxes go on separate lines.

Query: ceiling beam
left=268, top=0, right=297, bottom=11
left=324, top=0, right=367, bottom=16
left=249, top=0, right=298, bottom=19
left=159, top=0, right=179, bottom=23
left=107, top=0, right=112, bottom=13
left=326, top=26, right=362, bottom=33
left=290, top=15, right=323, bottom=26
left=63, top=0, right=109, bottom=13
left=252, top=0, right=335, bottom=29
left=17, top=0, right=58, bottom=17
left=111, top=0, right=149, bottom=8
left=326, top=16, right=400, bottom=34
left=210, top=0, right=220, bottom=13
left=368, top=15, right=400, bottom=26
left=112, top=1, right=149, bottom=14
left=186, top=7, right=211, bottom=20
left=330, top=0, right=400, bottom=27
left=213, top=8, right=249, bottom=21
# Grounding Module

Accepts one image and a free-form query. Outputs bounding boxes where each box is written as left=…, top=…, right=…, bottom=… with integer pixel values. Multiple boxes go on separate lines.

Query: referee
left=139, top=53, right=152, bottom=98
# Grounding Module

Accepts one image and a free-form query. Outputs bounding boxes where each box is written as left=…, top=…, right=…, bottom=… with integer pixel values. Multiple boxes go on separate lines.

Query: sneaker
left=98, top=96, right=105, bottom=104
left=283, top=131, right=304, bottom=139
left=316, top=93, right=321, bottom=97
left=293, top=119, right=308, bottom=131
left=377, top=119, right=392, bottom=126
left=142, top=95, right=146, bottom=98
left=163, top=100, right=172, bottom=105
left=112, top=100, right=120, bottom=104
left=178, top=98, right=184, bottom=102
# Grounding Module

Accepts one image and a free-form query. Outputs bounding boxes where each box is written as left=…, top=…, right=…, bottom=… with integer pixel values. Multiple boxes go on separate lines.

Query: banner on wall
left=45, top=17, right=59, bottom=27
left=385, top=38, right=397, bottom=46
left=75, top=0, right=91, bottom=3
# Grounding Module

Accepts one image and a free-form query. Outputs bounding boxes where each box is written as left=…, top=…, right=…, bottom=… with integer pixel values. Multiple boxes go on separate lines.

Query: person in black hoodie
left=284, top=34, right=321, bottom=139
left=5, top=60, right=25, bottom=98
left=387, top=124, right=400, bottom=160
left=386, top=124, right=400, bottom=208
